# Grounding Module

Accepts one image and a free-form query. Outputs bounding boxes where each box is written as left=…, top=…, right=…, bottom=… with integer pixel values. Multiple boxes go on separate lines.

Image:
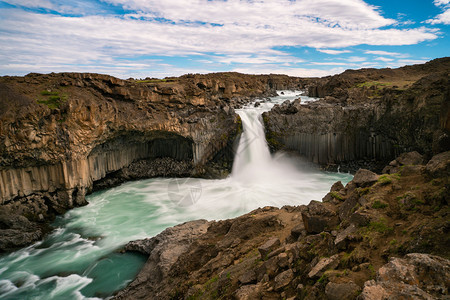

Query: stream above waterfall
left=0, top=91, right=353, bottom=299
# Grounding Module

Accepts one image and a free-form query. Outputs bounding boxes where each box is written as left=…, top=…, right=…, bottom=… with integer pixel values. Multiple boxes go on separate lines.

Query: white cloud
left=427, top=9, right=450, bottom=25
left=317, top=49, right=352, bottom=55
left=364, top=50, right=408, bottom=57
left=347, top=56, right=367, bottom=62
left=0, top=0, right=441, bottom=78
left=375, top=57, right=394, bottom=62
left=2, top=0, right=54, bottom=9
left=434, top=0, right=450, bottom=6
left=232, top=65, right=346, bottom=78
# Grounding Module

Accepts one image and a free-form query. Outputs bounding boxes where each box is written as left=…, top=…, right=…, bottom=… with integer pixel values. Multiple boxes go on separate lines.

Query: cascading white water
left=0, top=91, right=353, bottom=300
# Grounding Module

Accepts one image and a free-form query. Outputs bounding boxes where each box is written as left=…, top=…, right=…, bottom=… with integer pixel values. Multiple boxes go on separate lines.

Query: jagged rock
left=426, top=151, right=450, bottom=177
left=352, top=169, right=379, bottom=187
left=115, top=220, right=210, bottom=299
left=274, top=269, right=294, bottom=290
left=258, top=237, right=281, bottom=259
left=290, top=223, right=306, bottom=239
left=308, top=254, right=340, bottom=278
left=325, top=281, right=361, bottom=300
left=302, top=201, right=339, bottom=233
left=359, top=253, right=450, bottom=300
left=331, top=181, right=345, bottom=192
left=334, top=224, right=357, bottom=249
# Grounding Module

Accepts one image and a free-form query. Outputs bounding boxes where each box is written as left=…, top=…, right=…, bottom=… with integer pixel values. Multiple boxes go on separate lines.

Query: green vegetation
left=367, top=219, right=393, bottom=234
left=37, top=90, right=67, bottom=109
left=136, top=78, right=170, bottom=83
left=372, top=200, right=388, bottom=209
left=330, top=191, right=344, bottom=201
left=355, top=81, right=389, bottom=89
left=377, top=174, right=392, bottom=185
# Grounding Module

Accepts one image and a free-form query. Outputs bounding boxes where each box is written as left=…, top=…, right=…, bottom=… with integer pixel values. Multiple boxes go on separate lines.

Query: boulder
left=352, top=169, right=379, bottom=187
left=274, top=269, right=294, bottom=291
left=426, top=151, right=450, bottom=177
left=258, top=237, right=281, bottom=259
left=238, top=270, right=256, bottom=285
left=302, top=201, right=339, bottom=234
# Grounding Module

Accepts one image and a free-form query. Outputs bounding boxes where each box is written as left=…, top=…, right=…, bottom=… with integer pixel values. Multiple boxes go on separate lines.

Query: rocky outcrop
left=116, top=151, right=450, bottom=299
left=263, top=58, right=450, bottom=172
left=0, top=72, right=305, bottom=251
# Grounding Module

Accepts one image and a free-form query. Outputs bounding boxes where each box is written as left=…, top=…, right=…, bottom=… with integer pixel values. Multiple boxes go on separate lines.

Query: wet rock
left=258, top=237, right=280, bottom=259
left=352, top=169, right=379, bottom=187
left=302, top=201, right=339, bottom=234
left=308, top=254, right=340, bottom=278
left=274, top=269, right=294, bottom=291
left=325, top=281, right=361, bottom=300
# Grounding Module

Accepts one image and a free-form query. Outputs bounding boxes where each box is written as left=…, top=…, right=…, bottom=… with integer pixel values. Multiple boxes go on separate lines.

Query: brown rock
left=258, top=237, right=281, bottom=259
left=426, top=151, right=450, bottom=177
left=234, top=284, right=262, bottom=300
left=352, top=169, right=379, bottom=187
left=334, top=224, right=357, bottom=249
left=395, top=151, right=424, bottom=166
left=302, top=201, right=339, bottom=234
left=325, top=281, right=361, bottom=300
left=274, top=269, right=294, bottom=290
left=308, top=254, right=340, bottom=278
left=238, top=270, right=256, bottom=285
left=359, top=253, right=450, bottom=299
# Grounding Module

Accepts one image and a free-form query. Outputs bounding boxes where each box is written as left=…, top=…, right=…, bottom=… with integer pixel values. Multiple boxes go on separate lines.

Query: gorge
left=0, top=58, right=449, bottom=299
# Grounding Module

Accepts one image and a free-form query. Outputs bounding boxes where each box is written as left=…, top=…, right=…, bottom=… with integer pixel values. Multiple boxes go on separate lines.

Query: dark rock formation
left=264, top=57, right=450, bottom=173
left=116, top=151, right=450, bottom=299
left=0, top=72, right=305, bottom=251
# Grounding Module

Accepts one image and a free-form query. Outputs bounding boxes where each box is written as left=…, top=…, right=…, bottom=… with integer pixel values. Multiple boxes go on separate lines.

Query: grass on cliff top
left=355, top=78, right=420, bottom=90
left=37, top=90, right=67, bottom=109
left=136, top=78, right=176, bottom=83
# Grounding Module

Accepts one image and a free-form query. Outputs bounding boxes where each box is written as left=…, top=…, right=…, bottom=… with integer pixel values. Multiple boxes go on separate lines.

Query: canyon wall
left=0, top=72, right=305, bottom=250
left=263, top=58, right=450, bottom=172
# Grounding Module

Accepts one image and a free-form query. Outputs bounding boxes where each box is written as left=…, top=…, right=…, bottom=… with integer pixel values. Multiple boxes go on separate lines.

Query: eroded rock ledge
left=0, top=72, right=306, bottom=251
left=263, top=57, right=450, bottom=173
left=116, top=151, right=449, bottom=299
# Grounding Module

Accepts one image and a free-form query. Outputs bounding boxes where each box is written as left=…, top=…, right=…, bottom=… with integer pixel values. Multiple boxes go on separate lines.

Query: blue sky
left=0, top=0, right=449, bottom=78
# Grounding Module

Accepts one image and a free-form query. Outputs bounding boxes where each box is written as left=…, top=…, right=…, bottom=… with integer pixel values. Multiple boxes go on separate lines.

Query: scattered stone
left=325, top=282, right=361, bottom=300
left=274, top=269, right=294, bottom=290
left=308, top=254, right=340, bottom=278
left=258, top=237, right=281, bottom=259
left=290, top=223, right=305, bottom=239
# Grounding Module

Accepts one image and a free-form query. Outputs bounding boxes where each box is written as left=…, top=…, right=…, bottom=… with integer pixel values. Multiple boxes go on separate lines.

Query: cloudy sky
left=0, top=0, right=449, bottom=78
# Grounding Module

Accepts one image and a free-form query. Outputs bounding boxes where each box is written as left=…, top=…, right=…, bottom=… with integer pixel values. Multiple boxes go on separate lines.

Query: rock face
left=263, top=57, right=450, bottom=172
left=116, top=151, right=450, bottom=299
left=0, top=72, right=305, bottom=251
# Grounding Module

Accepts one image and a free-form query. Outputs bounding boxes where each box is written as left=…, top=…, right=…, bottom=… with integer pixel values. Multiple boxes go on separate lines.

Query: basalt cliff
left=264, top=57, right=450, bottom=172
left=0, top=72, right=305, bottom=251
